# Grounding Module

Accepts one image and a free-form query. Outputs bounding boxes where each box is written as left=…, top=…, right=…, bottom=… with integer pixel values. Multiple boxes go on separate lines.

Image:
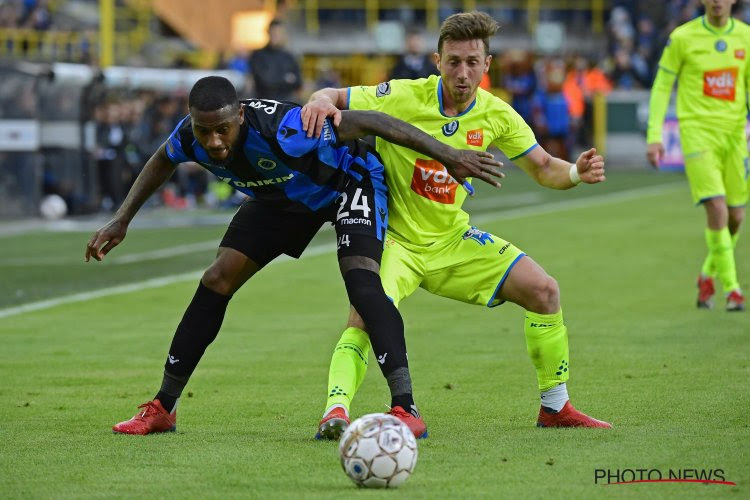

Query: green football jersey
left=649, top=15, right=750, bottom=138
left=348, top=75, right=537, bottom=245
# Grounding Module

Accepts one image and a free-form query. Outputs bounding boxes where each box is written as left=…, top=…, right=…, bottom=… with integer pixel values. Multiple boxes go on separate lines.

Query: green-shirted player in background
left=647, top=0, right=747, bottom=311
left=302, top=11, right=611, bottom=438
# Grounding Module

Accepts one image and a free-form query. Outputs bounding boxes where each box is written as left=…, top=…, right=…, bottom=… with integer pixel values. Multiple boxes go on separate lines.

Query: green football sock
left=325, top=327, right=371, bottom=411
left=524, top=310, right=570, bottom=392
left=705, top=228, right=740, bottom=291
left=701, top=231, right=739, bottom=277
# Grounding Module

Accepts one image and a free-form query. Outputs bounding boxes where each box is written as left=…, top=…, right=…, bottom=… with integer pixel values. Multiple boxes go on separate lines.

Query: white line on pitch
left=0, top=182, right=683, bottom=319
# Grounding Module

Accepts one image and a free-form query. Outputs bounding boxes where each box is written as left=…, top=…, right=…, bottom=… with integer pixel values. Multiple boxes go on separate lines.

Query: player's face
left=435, top=39, right=491, bottom=106
left=702, top=0, right=736, bottom=18
left=190, top=105, right=243, bottom=163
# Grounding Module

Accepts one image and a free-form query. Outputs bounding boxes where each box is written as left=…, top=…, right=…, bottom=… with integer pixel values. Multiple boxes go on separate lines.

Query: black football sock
left=155, top=371, right=189, bottom=413
left=157, top=281, right=231, bottom=406
left=388, top=367, right=417, bottom=416
left=343, top=268, right=415, bottom=408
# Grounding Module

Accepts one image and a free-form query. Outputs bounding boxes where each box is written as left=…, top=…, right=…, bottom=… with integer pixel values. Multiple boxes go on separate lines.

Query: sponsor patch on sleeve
left=375, top=82, right=391, bottom=97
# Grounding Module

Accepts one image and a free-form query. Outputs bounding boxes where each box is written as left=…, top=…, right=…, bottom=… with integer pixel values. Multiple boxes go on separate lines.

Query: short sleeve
left=348, top=81, right=402, bottom=112
left=490, top=104, right=538, bottom=160
left=276, top=107, right=337, bottom=158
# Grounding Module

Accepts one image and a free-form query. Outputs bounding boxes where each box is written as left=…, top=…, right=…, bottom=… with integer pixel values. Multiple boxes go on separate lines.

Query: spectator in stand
left=532, top=59, right=571, bottom=160
left=389, top=29, right=440, bottom=80
left=249, top=18, right=302, bottom=102
left=20, top=0, right=50, bottom=30
left=564, top=56, right=611, bottom=147
left=94, top=102, right=129, bottom=211
left=0, top=1, right=21, bottom=28
left=502, top=49, right=537, bottom=128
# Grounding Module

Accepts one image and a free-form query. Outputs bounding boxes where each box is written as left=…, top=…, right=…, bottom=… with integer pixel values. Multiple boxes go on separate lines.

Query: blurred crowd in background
left=0, top=0, right=741, bottom=217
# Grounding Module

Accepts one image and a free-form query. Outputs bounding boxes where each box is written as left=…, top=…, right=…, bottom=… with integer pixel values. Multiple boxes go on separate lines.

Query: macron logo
left=377, top=353, right=388, bottom=365
left=168, top=355, right=180, bottom=365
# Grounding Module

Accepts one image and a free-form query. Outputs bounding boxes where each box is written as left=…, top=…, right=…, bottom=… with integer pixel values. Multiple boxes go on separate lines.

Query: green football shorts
left=680, top=124, right=749, bottom=207
left=381, top=226, right=526, bottom=308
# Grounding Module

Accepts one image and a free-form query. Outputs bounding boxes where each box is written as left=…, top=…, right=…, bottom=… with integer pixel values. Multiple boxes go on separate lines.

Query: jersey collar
left=701, top=15, right=735, bottom=35
left=436, top=77, right=477, bottom=118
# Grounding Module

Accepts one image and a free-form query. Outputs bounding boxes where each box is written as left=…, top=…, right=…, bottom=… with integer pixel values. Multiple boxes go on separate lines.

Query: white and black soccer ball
left=39, top=194, right=67, bottom=220
left=339, top=413, right=418, bottom=488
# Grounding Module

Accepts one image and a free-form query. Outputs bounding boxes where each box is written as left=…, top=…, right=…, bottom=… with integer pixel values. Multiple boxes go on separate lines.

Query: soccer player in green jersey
left=647, top=0, right=747, bottom=311
left=302, top=11, right=611, bottom=438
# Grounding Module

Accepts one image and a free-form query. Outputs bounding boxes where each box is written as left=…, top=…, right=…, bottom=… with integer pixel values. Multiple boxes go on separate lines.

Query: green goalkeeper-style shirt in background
left=348, top=75, right=537, bottom=246
left=647, top=15, right=750, bottom=143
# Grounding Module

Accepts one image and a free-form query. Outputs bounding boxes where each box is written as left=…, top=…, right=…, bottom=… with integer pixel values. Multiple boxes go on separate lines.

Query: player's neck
left=439, top=83, right=476, bottom=116
left=705, top=13, right=731, bottom=30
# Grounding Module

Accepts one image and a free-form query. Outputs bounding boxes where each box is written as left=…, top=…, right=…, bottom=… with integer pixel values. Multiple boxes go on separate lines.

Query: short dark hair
left=188, top=76, right=238, bottom=112
left=438, top=11, right=498, bottom=55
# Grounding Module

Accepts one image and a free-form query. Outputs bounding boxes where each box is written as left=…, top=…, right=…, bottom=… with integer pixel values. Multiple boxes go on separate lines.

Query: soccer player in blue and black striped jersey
left=85, top=76, right=502, bottom=435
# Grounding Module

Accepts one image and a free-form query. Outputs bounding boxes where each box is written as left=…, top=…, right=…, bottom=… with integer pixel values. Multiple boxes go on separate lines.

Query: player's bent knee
left=200, top=267, right=235, bottom=296
left=529, top=276, right=560, bottom=314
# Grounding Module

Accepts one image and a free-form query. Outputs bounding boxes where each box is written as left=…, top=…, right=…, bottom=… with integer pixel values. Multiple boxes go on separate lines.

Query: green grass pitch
left=1, top=170, right=747, bottom=498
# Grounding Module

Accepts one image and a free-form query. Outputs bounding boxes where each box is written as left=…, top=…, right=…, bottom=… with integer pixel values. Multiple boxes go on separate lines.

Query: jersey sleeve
left=657, top=33, right=683, bottom=75
left=348, top=80, right=407, bottom=113
left=164, top=116, right=193, bottom=164
left=490, top=104, right=538, bottom=160
left=276, top=106, right=337, bottom=157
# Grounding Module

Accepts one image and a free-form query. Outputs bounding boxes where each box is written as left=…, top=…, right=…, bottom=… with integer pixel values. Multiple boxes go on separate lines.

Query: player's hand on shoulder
left=576, top=148, right=606, bottom=184
left=445, top=150, right=505, bottom=189
left=301, top=99, right=341, bottom=139
left=85, top=218, right=128, bottom=262
left=646, top=142, right=664, bottom=169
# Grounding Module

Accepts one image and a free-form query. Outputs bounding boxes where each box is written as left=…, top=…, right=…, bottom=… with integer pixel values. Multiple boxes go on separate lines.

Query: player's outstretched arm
left=336, top=109, right=504, bottom=189
left=85, top=145, right=176, bottom=262
left=516, top=145, right=605, bottom=189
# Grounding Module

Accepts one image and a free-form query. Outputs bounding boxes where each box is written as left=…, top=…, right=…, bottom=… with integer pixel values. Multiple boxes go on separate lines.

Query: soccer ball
left=39, top=194, right=67, bottom=220
left=339, top=413, right=418, bottom=488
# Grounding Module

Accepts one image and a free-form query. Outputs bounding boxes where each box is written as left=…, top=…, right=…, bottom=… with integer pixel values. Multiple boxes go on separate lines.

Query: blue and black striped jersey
left=165, top=99, right=384, bottom=213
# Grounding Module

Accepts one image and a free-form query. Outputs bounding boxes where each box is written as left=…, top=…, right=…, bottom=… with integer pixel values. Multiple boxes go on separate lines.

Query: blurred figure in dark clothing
left=389, top=29, right=439, bottom=80
left=502, top=50, right=537, bottom=127
left=249, top=19, right=302, bottom=102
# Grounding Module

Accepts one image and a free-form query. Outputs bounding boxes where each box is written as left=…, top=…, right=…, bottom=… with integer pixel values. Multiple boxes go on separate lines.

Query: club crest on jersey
left=375, top=82, right=391, bottom=97
left=257, top=158, right=276, bottom=170
left=715, top=39, right=727, bottom=52
left=442, top=120, right=459, bottom=136
left=736, top=49, right=746, bottom=60
left=462, top=226, right=494, bottom=246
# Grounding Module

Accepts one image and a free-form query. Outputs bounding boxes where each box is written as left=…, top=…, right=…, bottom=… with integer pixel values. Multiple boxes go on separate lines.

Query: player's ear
left=433, top=52, right=441, bottom=70
left=484, top=54, right=492, bottom=73
left=237, top=104, right=244, bottom=124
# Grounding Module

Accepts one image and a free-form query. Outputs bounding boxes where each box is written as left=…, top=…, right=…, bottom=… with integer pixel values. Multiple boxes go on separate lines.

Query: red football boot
left=112, top=400, right=176, bottom=435
left=726, top=289, right=745, bottom=312
left=388, top=406, right=428, bottom=438
left=536, top=401, right=612, bottom=428
left=315, top=406, right=350, bottom=440
left=697, top=275, right=715, bottom=309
